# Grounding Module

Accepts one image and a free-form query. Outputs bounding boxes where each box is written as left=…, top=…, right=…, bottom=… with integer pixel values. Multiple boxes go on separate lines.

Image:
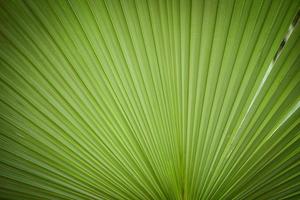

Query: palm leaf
left=0, top=0, right=299, bottom=199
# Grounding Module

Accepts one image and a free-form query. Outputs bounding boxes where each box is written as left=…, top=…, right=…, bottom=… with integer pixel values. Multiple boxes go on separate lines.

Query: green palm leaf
left=0, top=0, right=299, bottom=199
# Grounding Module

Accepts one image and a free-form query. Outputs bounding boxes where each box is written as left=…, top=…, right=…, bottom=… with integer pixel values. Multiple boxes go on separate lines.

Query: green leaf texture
left=0, top=0, right=299, bottom=199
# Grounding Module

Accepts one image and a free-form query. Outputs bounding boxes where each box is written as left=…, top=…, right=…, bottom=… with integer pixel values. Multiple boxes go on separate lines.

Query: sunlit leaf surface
left=0, top=0, right=299, bottom=199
